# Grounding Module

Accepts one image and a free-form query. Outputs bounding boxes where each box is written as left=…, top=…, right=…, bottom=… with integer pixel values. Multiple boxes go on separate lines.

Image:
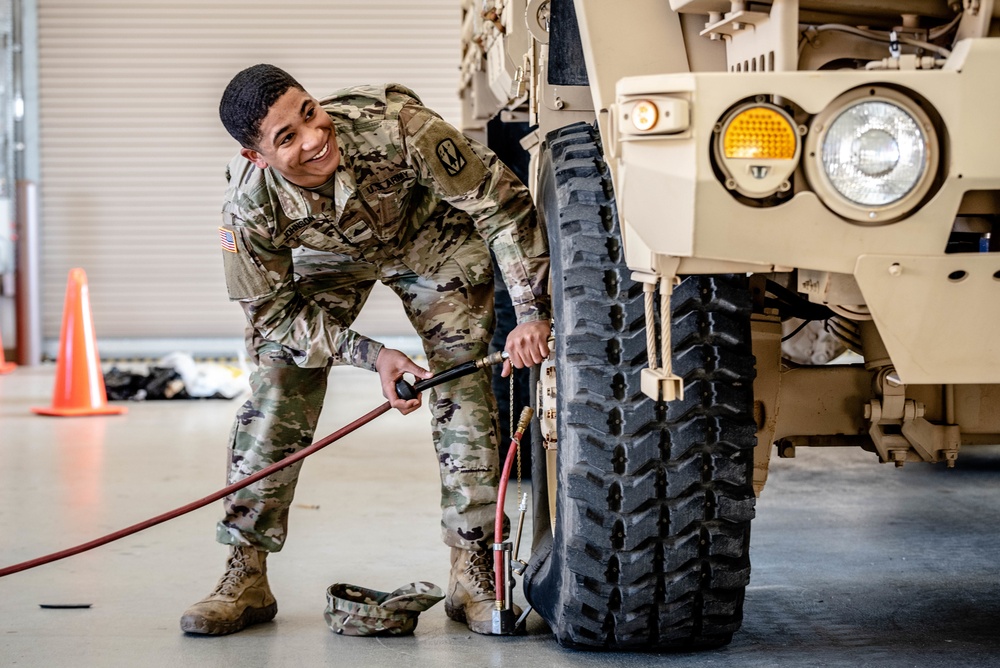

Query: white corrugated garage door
left=37, top=0, right=460, bottom=357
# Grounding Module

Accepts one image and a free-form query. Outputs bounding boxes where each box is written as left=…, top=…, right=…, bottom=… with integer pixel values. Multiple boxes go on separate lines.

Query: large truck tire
left=523, top=122, right=758, bottom=650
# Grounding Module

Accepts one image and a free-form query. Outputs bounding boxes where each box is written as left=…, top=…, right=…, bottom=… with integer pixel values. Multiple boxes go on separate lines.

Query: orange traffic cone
left=0, top=327, right=14, bottom=374
left=32, top=268, right=126, bottom=416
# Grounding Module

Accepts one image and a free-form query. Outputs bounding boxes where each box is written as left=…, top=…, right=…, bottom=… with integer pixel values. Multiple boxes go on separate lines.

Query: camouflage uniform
left=215, top=84, right=549, bottom=553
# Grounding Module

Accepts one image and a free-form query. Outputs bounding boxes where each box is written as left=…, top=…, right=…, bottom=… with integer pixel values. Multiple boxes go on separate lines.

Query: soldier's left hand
left=503, top=320, right=551, bottom=377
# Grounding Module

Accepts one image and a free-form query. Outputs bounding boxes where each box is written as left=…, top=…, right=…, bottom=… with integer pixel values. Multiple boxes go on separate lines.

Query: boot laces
left=212, top=547, right=255, bottom=597
left=465, top=550, right=495, bottom=595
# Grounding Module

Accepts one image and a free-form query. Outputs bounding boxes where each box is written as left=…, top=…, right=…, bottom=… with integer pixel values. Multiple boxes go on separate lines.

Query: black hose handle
left=394, top=351, right=507, bottom=401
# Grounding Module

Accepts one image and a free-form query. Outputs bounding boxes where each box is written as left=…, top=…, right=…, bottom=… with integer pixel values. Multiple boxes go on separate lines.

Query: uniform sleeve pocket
left=221, top=225, right=275, bottom=301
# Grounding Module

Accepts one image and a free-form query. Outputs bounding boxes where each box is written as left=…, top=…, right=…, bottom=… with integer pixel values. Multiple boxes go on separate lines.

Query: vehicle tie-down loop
left=634, top=271, right=684, bottom=402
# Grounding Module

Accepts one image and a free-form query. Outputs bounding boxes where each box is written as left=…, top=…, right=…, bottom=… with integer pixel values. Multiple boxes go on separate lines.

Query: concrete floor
left=2, top=363, right=999, bottom=667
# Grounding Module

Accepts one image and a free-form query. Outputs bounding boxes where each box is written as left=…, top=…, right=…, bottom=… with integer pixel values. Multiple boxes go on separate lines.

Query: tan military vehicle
left=460, top=0, right=1000, bottom=652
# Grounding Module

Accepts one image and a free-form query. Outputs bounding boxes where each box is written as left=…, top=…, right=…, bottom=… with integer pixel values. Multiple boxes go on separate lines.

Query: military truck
left=459, top=0, right=1000, bottom=652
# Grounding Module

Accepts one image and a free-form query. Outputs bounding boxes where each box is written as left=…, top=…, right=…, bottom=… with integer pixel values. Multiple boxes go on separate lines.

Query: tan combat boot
left=180, top=545, right=277, bottom=635
left=445, top=546, right=521, bottom=634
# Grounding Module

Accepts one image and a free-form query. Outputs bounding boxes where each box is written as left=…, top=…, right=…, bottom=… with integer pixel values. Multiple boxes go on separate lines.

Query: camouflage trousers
left=216, top=239, right=503, bottom=553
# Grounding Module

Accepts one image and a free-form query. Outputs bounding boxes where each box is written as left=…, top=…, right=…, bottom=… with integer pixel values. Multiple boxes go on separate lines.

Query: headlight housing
left=712, top=101, right=801, bottom=199
left=805, top=86, right=939, bottom=224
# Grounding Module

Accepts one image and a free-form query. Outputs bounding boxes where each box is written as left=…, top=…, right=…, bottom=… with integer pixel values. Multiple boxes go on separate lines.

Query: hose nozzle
left=395, top=351, right=510, bottom=402
left=476, top=350, right=509, bottom=369
left=515, top=406, right=534, bottom=434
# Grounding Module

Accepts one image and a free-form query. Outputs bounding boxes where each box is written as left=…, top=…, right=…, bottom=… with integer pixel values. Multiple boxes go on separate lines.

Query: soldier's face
left=241, top=87, right=340, bottom=188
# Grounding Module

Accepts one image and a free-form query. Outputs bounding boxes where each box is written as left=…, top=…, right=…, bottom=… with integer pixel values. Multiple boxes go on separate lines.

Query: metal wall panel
left=37, top=0, right=460, bottom=355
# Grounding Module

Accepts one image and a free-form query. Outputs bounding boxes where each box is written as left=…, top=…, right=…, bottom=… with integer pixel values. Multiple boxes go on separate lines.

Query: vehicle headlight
left=823, top=102, right=925, bottom=205
left=805, top=87, right=939, bottom=224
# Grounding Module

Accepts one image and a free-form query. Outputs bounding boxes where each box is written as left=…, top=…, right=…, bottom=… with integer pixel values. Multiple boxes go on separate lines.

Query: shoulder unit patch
left=406, top=108, right=488, bottom=196
left=436, top=138, right=467, bottom=177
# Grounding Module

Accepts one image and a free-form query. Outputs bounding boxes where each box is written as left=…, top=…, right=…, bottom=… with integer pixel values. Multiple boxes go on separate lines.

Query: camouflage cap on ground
left=324, top=581, right=445, bottom=636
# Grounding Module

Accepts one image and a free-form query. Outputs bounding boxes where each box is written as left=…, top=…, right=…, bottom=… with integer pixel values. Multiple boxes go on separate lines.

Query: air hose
left=0, top=350, right=508, bottom=579
left=494, top=405, right=533, bottom=631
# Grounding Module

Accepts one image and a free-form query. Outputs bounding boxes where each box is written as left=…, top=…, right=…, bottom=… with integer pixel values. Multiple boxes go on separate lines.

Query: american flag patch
left=219, top=227, right=237, bottom=253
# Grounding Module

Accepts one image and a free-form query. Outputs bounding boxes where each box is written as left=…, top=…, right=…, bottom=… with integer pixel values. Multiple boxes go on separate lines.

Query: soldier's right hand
left=375, top=347, right=432, bottom=415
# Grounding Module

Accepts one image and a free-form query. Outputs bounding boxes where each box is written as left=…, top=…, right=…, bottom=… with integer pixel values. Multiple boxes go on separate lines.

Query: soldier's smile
left=308, top=142, right=331, bottom=163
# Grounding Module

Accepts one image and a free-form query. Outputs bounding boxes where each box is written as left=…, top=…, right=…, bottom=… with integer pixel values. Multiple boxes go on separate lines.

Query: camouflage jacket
left=219, top=84, right=549, bottom=370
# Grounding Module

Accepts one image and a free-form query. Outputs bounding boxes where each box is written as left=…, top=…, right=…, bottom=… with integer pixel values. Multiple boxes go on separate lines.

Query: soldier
left=179, top=64, right=550, bottom=636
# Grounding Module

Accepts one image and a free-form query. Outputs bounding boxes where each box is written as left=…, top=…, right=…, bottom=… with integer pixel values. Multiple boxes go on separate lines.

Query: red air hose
left=494, top=407, right=533, bottom=607
left=0, top=402, right=393, bottom=579
left=0, top=351, right=508, bottom=580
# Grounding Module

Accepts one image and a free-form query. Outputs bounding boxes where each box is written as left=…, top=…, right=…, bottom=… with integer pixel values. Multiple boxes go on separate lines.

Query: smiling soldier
left=179, top=64, right=550, bottom=636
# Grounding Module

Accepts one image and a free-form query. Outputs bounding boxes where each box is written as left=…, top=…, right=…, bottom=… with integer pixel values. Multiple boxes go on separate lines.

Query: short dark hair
left=219, top=64, right=305, bottom=149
